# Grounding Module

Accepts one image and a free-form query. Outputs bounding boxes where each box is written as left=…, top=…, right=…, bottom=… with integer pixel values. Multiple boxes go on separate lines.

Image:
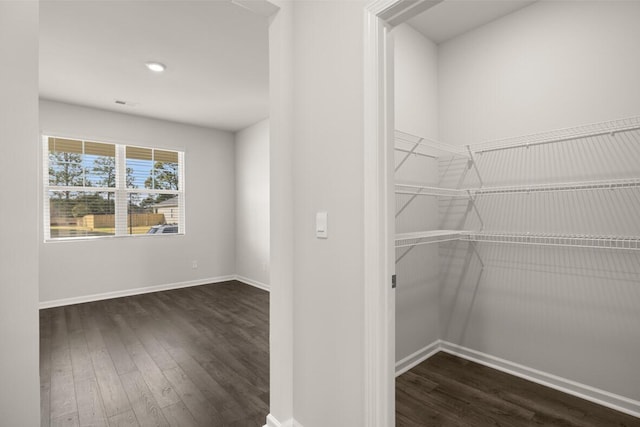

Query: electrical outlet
left=192, top=260, right=198, bottom=269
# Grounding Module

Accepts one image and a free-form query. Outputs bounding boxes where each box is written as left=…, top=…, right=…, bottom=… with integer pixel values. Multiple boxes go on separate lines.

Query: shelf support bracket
left=395, top=138, right=423, bottom=172
left=395, top=245, right=415, bottom=264
left=467, top=190, right=485, bottom=231
left=395, top=188, right=424, bottom=218
left=466, top=145, right=484, bottom=188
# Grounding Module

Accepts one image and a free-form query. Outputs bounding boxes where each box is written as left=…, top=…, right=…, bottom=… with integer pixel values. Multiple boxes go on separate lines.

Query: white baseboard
left=38, top=275, right=236, bottom=309
left=395, top=339, right=441, bottom=377
left=264, top=414, right=302, bottom=427
left=438, top=341, right=640, bottom=419
left=235, top=274, right=270, bottom=292
left=264, top=414, right=281, bottom=427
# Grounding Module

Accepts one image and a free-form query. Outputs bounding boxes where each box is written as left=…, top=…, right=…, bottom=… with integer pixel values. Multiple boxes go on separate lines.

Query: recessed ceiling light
left=145, top=62, right=166, bottom=73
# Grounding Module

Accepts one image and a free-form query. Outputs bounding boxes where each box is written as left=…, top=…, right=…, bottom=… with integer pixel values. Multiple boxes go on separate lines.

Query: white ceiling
left=39, top=1, right=270, bottom=132
left=407, top=0, right=538, bottom=44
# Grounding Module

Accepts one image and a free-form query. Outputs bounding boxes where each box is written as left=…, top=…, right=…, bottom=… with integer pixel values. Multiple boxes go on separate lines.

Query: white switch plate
left=316, top=211, right=328, bottom=238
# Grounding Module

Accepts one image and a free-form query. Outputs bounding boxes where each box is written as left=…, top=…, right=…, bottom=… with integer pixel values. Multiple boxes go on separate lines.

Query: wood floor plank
left=65, top=306, right=84, bottom=335
left=162, top=366, right=224, bottom=426
left=107, top=410, right=139, bottom=427
left=125, top=340, right=181, bottom=409
left=161, top=401, right=199, bottom=427
left=75, top=378, right=108, bottom=427
left=51, top=412, right=79, bottom=427
left=101, top=329, right=137, bottom=376
left=82, top=325, right=131, bottom=418
left=108, top=310, right=180, bottom=409
left=50, top=345, right=77, bottom=420
left=119, top=370, right=170, bottom=427
left=50, top=375, right=75, bottom=420
left=41, top=382, right=51, bottom=427
left=42, top=282, right=269, bottom=427
left=68, top=330, right=95, bottom=383
left=159, top=344, right=247, bottom=422
left=41, top=309, right=53, bottom=382
left=397, top=352, right=640, bottom=427
left=132, top=325, right=178, bottom=371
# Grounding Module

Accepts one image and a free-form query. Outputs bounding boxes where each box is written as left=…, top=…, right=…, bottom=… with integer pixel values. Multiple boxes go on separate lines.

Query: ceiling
left=407, top=0, right=538, bottom=44
left=39, top=1, right=270, bottom=132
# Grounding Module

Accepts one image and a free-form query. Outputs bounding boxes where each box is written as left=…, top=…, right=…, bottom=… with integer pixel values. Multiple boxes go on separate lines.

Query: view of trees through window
left=45, top=137, right=182, bottom=239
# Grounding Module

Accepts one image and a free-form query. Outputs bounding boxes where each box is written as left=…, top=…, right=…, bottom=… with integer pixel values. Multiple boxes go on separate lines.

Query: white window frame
left=42, top=135, right=185, bottom=241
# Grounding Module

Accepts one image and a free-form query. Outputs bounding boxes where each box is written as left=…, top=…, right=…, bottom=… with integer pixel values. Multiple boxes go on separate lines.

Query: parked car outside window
left=146, top=224, right=178, bottom=234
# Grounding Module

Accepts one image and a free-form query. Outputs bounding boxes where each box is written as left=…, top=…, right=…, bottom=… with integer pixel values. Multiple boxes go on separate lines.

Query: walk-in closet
left=392, top=1, right=640, bottom=425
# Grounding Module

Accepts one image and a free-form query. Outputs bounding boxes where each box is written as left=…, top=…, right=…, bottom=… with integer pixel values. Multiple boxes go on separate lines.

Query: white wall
left=287, top=1, right=366, bottom=425
left=0, top=2, right=41, bottom=425
left=392, top=24, right=441, bottom=364
left=39, top=100, right=236, bottom=303
left=235, top=118, right=270, bottom=288
left=439, top=0, right=640, bottom=144
left=268, top=1, right=294, bottom=423
left=437, top=0, right=640, bottom=402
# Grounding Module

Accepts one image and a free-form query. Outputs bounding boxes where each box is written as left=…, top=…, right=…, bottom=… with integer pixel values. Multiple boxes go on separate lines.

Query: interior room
left=393, top=1, right=640, bottom=425
left=37, top=1, right=271, bottom=425
left=1, top=1, right=639, bottom=427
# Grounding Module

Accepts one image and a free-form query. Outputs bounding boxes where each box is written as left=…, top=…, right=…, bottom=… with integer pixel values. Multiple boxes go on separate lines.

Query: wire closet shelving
left=393, top=115, right=640, bottom=255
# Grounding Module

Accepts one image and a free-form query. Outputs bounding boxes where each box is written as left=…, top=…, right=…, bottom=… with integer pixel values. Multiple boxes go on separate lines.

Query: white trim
left=363, top=1, right=444, bottom=425
left=395, top=340, right=441, bottom=377
left=264, top=414, right=281, bottom=427
left=38, top=275, right=236, bottom=309
left=263, top=414, right=301, bottom=427
left=363, top=3, right=395, bottom=426
left=410, top=341, right=640, bottom=419
left=235, top=275, right=270, bottom=292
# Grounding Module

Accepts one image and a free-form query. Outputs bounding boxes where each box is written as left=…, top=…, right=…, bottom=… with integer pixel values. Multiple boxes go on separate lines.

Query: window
left=43, top=136, right=184, bottom=240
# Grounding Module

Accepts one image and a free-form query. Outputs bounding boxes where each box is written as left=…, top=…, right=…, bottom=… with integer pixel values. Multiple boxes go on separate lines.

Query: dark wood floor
left=40, top=280, right=269, bottom=427
left=397, top=351, right=640, bottom=427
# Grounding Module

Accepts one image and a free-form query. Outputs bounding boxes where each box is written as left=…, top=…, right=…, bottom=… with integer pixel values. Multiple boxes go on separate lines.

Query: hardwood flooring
left=42, top=281, right=639, bottom=426
left=397, top=351, right=640, bottom=427
left=40, top=280, right=269, bottom=427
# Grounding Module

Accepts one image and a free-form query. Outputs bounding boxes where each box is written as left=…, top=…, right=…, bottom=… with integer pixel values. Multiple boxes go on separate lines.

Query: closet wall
left=395, top=0, right=640, bottom=406
left=393, top=24, right=440, bottom=366
left=438, top=0, right=640, bottom=402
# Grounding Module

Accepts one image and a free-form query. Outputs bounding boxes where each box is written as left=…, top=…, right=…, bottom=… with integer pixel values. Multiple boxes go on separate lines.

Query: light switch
left=316, top=211, right=328, bottom=239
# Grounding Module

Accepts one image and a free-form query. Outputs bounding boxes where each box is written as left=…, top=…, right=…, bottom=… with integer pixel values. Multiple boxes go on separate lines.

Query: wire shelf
left=395, top=230, right=471, bottom=248
left=395, top=183, right=469, bottom=198
left=395, top=178, right=640, bottom=198
left=393, top=116, right=640, bottom=252
left=466, top=232, right=640, bottom=250
left=395, top=130, right=469, bottom=158
left=471, top=177, right=640, bottom=196
left=471, top=116, right=640, bottom=153
left=395, top=229, right=640, bottom=251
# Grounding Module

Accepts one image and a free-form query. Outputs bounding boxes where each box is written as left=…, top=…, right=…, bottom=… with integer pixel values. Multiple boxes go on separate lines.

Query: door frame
left=362, top=1, right=442, bottom=425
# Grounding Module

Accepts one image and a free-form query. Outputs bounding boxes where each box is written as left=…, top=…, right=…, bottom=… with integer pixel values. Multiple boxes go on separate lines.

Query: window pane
left=49, top=137, right=82, bottom=154
left=48, top=191, right=115, bottom=238
left=84, top=141, right=116, bottom=188
left=151, top=159, right=179, bottom=190
left=126, top=146, right=152, bottom=189
left=155, top=150, right=178, bottom=163
left=48, top=138, right=84, bottom=186
left=47, top=138, right=117, bottom=188
left=127, top=193, right=178, bottom=235
left=45, top=136, right=184, bottom=241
